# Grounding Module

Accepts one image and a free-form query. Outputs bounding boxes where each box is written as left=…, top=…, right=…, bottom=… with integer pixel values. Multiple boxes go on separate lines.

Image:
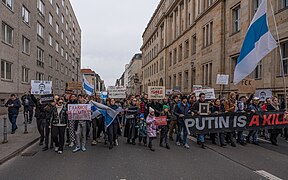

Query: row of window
left=143, top=57, right=164, bottom=78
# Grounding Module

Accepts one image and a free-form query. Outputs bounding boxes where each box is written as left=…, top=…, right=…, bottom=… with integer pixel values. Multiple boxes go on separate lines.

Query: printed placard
left=107, top=86, right=126, bottom=99
left=67, top=104, right=91, bottom=121
left=148, top=86, right=165, bottom=100
left=154, top=116, right=167, bottom=126
left=194, top=89, right=216, bottom=100
left=40, top=94, right=54, bottom=104
left=216, top=74, right=229, bottom=85
left=31, top=80, right=52, bottom=95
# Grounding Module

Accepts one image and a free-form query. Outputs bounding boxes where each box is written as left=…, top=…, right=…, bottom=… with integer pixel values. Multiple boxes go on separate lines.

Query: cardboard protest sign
left=194, top=89, right=216, bottom=100
left=216, top=74, right=229, bottom=85
left=31, top=80, right=52, bottom=95
left=255, top=89, right=272, bottom=102
left=107, top=86, right=126, bottom=99
left=67, top=82, right=83, bottom=90
left=40, top=94, right=54, bottom=104
left=154, top=116, right=167, bottom=126
left=237, top=78, right=256, bottom=93
left=148, top=86, right=165, bottom=99
left=192, top=85, right=202, bottom=92
left=67, top=104, right=91, bottom=121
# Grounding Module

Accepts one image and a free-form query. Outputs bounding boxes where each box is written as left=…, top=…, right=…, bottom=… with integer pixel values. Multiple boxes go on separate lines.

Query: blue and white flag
left=233, top=0, right=277, bottom=85
left=83, top=75, right=94, bottom=95
left=90, top=101, right=123, bottom=128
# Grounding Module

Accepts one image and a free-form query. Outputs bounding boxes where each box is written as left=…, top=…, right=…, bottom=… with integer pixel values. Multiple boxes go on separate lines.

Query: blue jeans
left=8, top=113, right=18, bottom=131
left=176, top=123, right=188, bottom=145
left=248, top=130, right=258, bottom=143
left=197, top=134, right=205, bottom=143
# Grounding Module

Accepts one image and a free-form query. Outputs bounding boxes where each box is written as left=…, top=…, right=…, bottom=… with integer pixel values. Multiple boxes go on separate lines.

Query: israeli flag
left=90, top=101, right=123, bottom=128
left=233, top=0, right=277, bottom=85
left=83, top=75, right=94, bottom=95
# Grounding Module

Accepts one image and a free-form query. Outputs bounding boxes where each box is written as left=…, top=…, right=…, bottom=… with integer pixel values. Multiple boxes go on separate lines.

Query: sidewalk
left=0, top=113, right=39, bottom=165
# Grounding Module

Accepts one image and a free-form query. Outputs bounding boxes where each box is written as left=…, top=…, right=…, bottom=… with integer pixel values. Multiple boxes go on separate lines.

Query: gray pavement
left=0, top=113, right=39, bottom=164
left=1, top=134, right=288, bottom=180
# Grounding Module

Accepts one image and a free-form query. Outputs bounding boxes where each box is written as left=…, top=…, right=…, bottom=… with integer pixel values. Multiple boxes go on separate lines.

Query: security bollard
left=2, top=116, right=8, bottom=144
left=24, top=112, right=28, bottom=134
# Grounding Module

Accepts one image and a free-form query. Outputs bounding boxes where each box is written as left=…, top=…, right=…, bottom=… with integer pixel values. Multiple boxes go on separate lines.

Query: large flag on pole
left=233, top=0, right=277, bottom=85
left=83, top=75, right=94, bottom=95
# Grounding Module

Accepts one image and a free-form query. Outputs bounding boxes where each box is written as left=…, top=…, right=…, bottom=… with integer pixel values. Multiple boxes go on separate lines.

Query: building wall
left=0, top=0, right=81, bottom=113
left=127, top=54, right=142, bottom=95
left=141, top=0, right=288, bottom=98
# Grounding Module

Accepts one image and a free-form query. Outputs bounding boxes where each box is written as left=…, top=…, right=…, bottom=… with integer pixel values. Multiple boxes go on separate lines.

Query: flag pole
left=268, top=0, right=288, bottom=110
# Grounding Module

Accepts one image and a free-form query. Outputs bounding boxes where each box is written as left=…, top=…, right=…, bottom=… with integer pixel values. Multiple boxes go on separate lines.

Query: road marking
left=255, top=170, right=282, bottom=180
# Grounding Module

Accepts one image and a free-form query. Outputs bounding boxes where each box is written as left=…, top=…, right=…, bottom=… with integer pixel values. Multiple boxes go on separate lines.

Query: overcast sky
left=70, top=0, right=160, bottom=86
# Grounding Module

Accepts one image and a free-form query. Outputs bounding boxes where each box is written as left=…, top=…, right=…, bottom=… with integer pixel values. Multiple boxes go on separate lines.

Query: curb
left=0, top=137, right=40, bottom=165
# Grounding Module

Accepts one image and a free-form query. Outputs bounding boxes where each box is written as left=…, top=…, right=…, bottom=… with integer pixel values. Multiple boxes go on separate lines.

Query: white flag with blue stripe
left=83, top=75, right=94, bottom=95
left=233, top=0, right=277, bottom=85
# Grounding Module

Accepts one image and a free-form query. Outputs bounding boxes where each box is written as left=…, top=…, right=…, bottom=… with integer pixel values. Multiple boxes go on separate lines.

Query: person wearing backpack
left=21, top=91, right=36, bottom=124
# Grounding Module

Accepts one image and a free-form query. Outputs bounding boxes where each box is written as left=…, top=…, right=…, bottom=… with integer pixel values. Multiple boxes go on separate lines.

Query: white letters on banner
left=31, top=80, right=52, bottom=95
left=67, top=104, right=91, bottom=121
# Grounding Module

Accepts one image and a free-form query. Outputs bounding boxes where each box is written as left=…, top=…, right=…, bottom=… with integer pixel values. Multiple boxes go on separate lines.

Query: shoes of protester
left=58, top=151, right=63, bottom=154
left=220, top=144, right=227, bottom=147
left=150, top=147, right=155, bottom=151
left=272, top=142, right=278, bottom=146
left=231, top=143, right=236, bottom=147
left=11, top=130, right=16, bottom=134
left=184, top=144, right=190, bottom=149
left=42, top=147, right=49, bottom=151
left=81, top=146, right=87, bottom=152
left=212, top=141, right=217, bottom=145
left=240, top=141, right=247, bottom=146
left=115, top=139, right=119, bottom=146
left=91, top=140, right=97, bottom=146
left=176, top=142, right=181, bottom=146
left=109, top=144, right=113, bottom=150
left=73, top=147, right=81, bottom=153
left=166, top=144, right=170, bottom=149
left=169, top=137, right=174, bottom=141
left=39, top=141, right=44, bottom=146
left=127, top=139, right=131, bottom=144
left=132, top=141, right=136, bottom=145
left=54, top=147, right=59, bottom=152
left=160, top=143, right=163, bottom=147
left=50, top=145, right=54, bottom=149
left=96, top=138, right=102, bottom=143
left=69, top=142, right=75, bottom=147
left=201, top=143, right=205, bottom=149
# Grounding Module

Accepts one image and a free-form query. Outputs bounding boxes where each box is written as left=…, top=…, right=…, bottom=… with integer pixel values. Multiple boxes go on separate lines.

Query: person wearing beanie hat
left=124, top=98, right=140, bottom=145
left=160, top=105, right=172, bottom=149
left=146, top=108, right=156, bottom=151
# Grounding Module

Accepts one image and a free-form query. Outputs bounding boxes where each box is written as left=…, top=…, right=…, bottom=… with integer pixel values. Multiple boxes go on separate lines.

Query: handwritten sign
left=107, top=86, right=126, bottom=99
left=154, top=116, right=167, bottom=126
left=67, top=104, right=91, bottom=121
left=237, top=78, right=256, bottom=93
left=216, top=74, right=229, bottom=85
left=67, top=82, right=83, bottom=90
left=148, top=86, right=165, bottom=99
left=194, top=89, right=216, bottom=100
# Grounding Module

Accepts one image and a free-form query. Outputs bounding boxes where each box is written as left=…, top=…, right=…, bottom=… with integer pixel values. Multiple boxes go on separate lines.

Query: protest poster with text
left=154, top=116, right=167, bottom=126
left=194, top=89, right=216, bottom=100
left=148, top=86, right=165, bottom=100
left=68, top=104, right=91, bottom=121
left=107, top=86, right=126, bottom=99
left=31, top=80, right=52, bottom=95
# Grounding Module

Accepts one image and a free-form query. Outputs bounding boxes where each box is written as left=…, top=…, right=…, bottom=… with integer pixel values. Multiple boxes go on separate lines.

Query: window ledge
left=23, top=21, right=30, bottom=28
left=1, top=79, right=13, bottom=82
left=2, top=3, right=14, bottom=13
left=277, top=7, right=288, bottom=14
left=22, top=51, right=30, bottom=56
left=230, top=30, right=241, bottom=37
left=1, top=41, right=14, bottom=48
left=21, top=82, right=30, bottom=85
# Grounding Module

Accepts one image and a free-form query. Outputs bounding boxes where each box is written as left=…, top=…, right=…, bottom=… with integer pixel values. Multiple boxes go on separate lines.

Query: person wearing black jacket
left=107, top=98, right=120, bottom=149
left=21, top=91, right=37, bottom=124
left=35, top=98, right=47, bottom=145
left=124, top=98, right=140, bottom=145
left=267, top=97, right=282, bottom=145
left=5, top=94, right=21, bottom=134
left=210, top=99, right=226, bottom=147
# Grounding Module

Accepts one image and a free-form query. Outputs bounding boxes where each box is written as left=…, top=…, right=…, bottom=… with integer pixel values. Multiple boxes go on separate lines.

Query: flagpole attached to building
left=268, top=0, right=288, bottom=110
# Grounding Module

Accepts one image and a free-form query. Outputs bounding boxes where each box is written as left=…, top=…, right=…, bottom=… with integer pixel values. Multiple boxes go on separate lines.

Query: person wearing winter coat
left=5, top=94, right=21, bottom=134
left=247, top=97, right=262, bottom=145
left=138, top=114, right=147, bottom=146
left=107, top=98, right=120, bottom=150
left=146, top=107, right=157, bottom=151
left=21, top=91, right=36, bottom=124
left=124, top=98, right=140, bottom=145
left=160, top=105, right=171, bottom=149
left=50, top=99, right=67, bottom=154
left=66, top=94, right=78, bottom=147
left=267, top=97, right=282, bottom=146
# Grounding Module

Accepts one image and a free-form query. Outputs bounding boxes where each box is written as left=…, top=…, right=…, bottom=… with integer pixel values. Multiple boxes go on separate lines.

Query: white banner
left=31, top=80, right=52, bottom=95
left=148, top=86, right=165, bottom=100
left=194, top=89, right=216, bottom=100
left=107, top=86, right=126, bottom=99
left=216, top=74, right=229, bottom=85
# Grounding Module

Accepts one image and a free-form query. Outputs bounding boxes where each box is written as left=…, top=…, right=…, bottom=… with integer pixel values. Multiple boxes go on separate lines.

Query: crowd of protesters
left=4, top=91, right=288, bottom=154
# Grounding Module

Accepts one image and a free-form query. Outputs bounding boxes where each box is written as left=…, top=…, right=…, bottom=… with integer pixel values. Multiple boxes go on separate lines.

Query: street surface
left=0, top=134, right=287, bottom=180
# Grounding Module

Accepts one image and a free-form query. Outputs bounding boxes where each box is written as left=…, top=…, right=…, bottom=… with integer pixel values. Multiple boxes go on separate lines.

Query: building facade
left=0, top=0, right=81, bottom=109
left=127, top=53, right=142, bottom=95
left=141, top=0, right=288, bottom=99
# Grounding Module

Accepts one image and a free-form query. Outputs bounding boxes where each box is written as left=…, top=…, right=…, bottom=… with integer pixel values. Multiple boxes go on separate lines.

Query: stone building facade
left=141, top=0, right=288, bottom=99
left=0, top=0, right=81, bottom=110
left=127, top=53, right=142, bottom=95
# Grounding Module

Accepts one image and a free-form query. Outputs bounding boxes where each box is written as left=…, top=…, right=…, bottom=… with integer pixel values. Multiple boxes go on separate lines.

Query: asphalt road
left=0, top=135, right=287, bottom=180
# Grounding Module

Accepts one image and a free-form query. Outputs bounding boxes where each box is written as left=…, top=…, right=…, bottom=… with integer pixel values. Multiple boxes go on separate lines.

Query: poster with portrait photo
left=199, top=103, right=210, bottom=115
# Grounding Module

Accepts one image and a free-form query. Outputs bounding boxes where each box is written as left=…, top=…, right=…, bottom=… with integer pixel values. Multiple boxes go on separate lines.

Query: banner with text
left=31, top=80, right=52, bottom=95
left=148, top=86, right=165, bottom=100
left=68, top=104, right=91, bottom=121
left=185, top=111, right=288, bottom=134
left=107, top=86, right=126, bottom=99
